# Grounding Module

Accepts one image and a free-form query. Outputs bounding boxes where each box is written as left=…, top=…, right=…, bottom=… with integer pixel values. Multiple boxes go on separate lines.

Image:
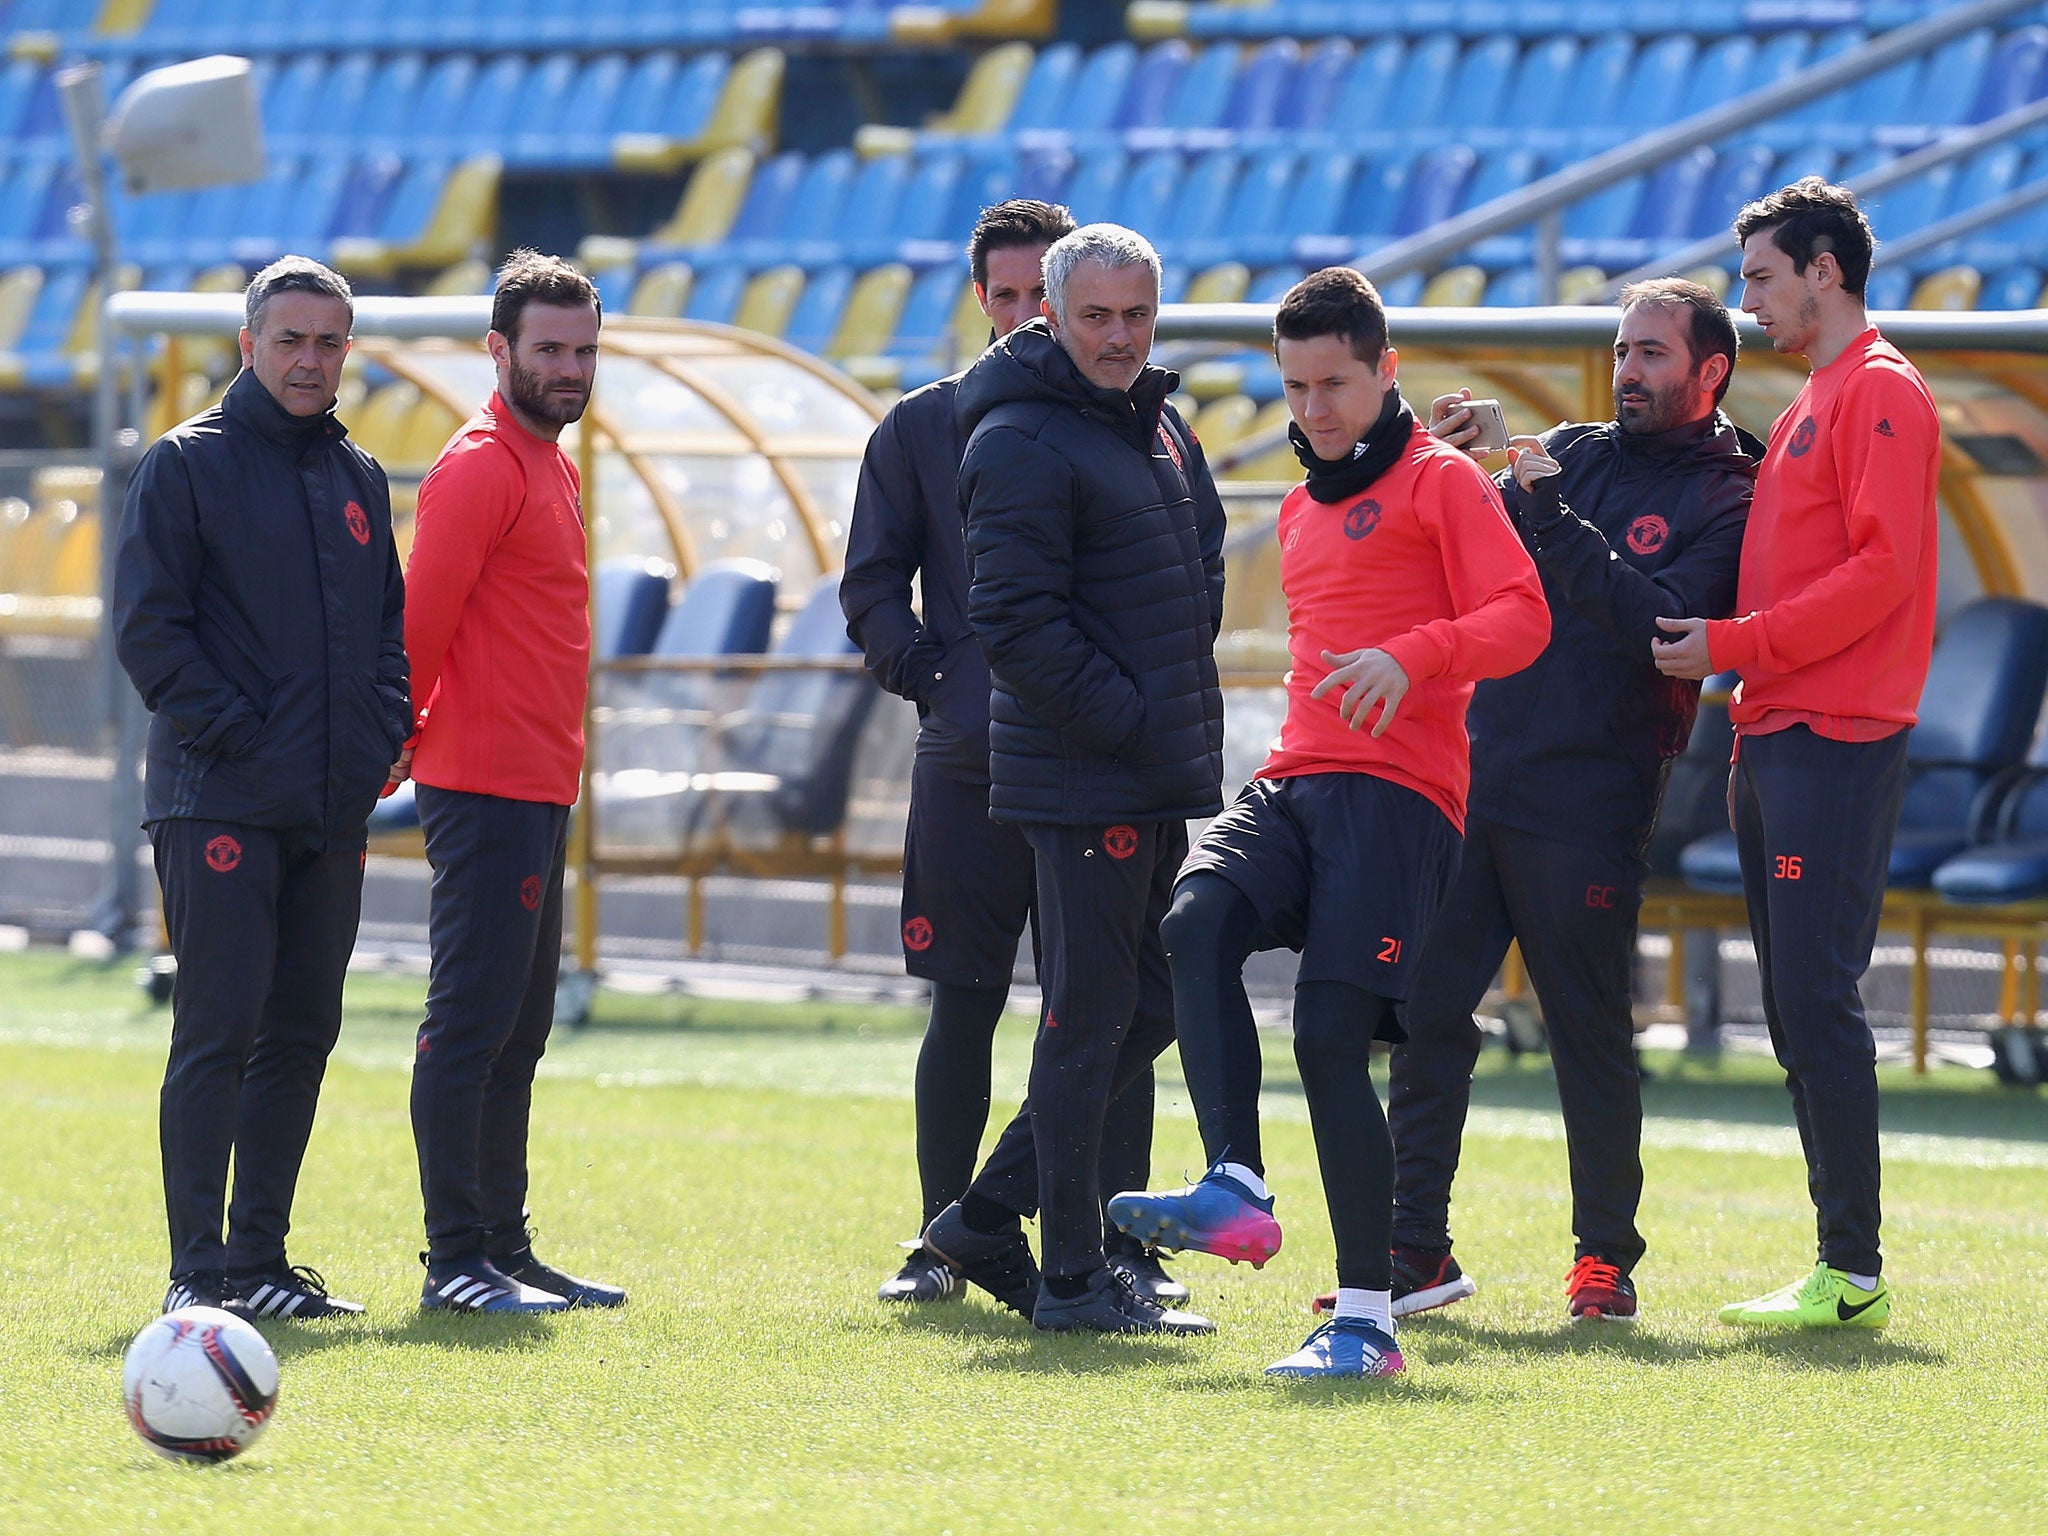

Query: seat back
left=722, top=573, right=879, bottom=835
left=1907, top=598, right=2048, bottom=769
left=593, top=559, right=673, bottom=661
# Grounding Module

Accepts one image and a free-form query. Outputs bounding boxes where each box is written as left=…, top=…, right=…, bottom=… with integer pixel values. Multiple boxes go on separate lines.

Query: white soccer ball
left=122, top=1305, right=280, bottom=1463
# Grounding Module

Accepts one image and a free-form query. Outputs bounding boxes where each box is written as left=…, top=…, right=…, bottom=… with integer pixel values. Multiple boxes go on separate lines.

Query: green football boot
left=1720, top=1263, right=1890, bottom=1329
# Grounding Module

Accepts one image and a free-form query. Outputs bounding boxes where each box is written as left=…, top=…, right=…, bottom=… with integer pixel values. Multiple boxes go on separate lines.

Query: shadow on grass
left=1171, top=1366, right=1481, bottom=1403
left=78, top=1309, right=557, bottom=1364
left=1407, top=1313, right=1945, bottom=1371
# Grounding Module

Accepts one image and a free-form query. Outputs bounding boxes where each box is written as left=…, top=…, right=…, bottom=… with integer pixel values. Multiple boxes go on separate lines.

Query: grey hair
left=1041, top=223, right=1162, bottom=327
left=244, top=255, right=354, bottom=334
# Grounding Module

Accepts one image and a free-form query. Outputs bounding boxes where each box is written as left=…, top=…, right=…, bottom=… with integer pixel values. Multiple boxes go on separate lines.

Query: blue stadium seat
left=1396, top=145, right=1477, bottom=238
left=1162, top=40, right=1240, bottom=131
left=1564, top=34, right=1637, bottom=140
left=1625, top=34, right=1698, bottom=133
left=0, top=155, right=61, bottom=269
left=1979, top=265, right=2044, bottom=309
left=0, top=60, right=40, bottom=146
left=1221, top=37, right=1299, bottom=132
left=594, top=559, right=675, bottom=662
left=1195, top=146, right=1295, bottom=266
left=1485, top=267, right=1541, bottom=306
left=1116, top=41, right=1194, bottom=133
left=262, top=54, right=332, bottom=155
left=1328, top=39, right=1407, bottom=139
left=401, top=55, right=481, bottom=156
left=1007, top=42, right=1083, bottom=135
left=1249, top=264, right=1304, bottom=302
left=451, top=56, right=529, bottom=155
left=370, top=155, right=456, bottom=247
left=1155, top=148, right=1238, bottom=258
left=1690, top=143, right=1776, bottom=239
left=1933, top=729, right=2048, bottom=905
left=710, top=150, right=805, bottom=256
left=1061, top=148, right=1130, bottom=226
left=889, top=263, right=964, bottom=361
left=1116, top=150, right=1184, bottom=242
left=785, top=264, right=853, bottom=355
left=1281, top=151, right=1361, bottom=265
left=523, top=53, right=629, bottom=167
left=653, top=50, right=730, bottom=143
left=1056, top=43, right=1136, bottom=138
left=613, top=52, right=685, bottom=139
left=325, top=154, right=406, bottom=244
left=887, top=150, right=966, bottom=260
left=835, top=154, right=913, bottom=266
left=357, top=55, right=427, bottom=152
left=1498, top=35, right=1580, bottom=136
left=1971, top=25, right=2048, bottom=122
left=1447, top=34, right=1518, bottom=130
left=683, top=261, right=747, bottom=324
left=734, top=150, right=854, bottom=267
left=1277, top=37, right=1353, bottom=132
left=1396, top=34, right=1462, bottom=129
left=715, top=573, right=880, bottom=838
left=1460, top=150, right=1546, bottom=268
left=1864, top=267, right=1912, bottom=310
left=1325, top=154, right=1413, bottom=258
left=1921, top=28, right=1997, bottom=128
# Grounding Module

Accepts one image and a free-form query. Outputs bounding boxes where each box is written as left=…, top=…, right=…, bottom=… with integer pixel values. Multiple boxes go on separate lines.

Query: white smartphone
left=1463, top=398, right=1510, bottom=454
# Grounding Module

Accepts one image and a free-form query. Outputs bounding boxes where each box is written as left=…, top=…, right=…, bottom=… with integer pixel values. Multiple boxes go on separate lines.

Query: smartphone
left=1463, top=398, right=1510, bottom=455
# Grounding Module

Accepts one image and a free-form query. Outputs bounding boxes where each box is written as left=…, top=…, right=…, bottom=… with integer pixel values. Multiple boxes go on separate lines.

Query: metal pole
left=57, top=61, right=146, bottom=950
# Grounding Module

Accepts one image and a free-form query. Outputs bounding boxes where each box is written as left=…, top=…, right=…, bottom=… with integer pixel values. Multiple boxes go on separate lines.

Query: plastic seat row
left=0, top=47, right=776, bottom=176
left=1153, top=0, right=1977, bottom=43
left=24, top=0, right=1013, bottom=55
left=897, top=28, right=2044, bottom=158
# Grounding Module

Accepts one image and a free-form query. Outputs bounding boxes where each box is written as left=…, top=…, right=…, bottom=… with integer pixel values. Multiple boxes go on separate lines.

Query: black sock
left=914, top=982, right=1010, bottom=1228
left=1044, top=1270, right=1094, bottom=1300
left=959, top=1191, right=1019, bottom=1236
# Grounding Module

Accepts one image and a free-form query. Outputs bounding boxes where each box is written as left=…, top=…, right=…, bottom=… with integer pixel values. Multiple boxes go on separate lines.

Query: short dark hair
left=1273, top=266, right=1389, bottom=367
left=490, top=248, right=601, bottom=345
left=244, top=255, right=352, bottom=334
left=1618, top=276, right=1740, bottom=407
left=967, top=199, right=1077, bottom=290
left=1732, top=176, right=1875, bottom=298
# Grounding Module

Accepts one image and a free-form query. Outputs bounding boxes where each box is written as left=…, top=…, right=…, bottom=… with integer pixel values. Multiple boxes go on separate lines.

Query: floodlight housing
left=104, top=55, right=264, bottom=196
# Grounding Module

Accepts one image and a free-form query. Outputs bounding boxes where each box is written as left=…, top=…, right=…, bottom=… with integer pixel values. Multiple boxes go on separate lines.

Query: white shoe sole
left=1392, top=1274, right=1478, bottom=1318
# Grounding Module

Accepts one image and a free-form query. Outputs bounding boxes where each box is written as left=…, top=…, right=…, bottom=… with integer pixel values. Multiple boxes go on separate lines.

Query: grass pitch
left=2, top=947, right=2045, bottom=1535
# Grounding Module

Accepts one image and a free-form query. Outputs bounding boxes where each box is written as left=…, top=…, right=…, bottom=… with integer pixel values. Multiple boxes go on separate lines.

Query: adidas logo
left=1875, top=418, right=1895, bottom=437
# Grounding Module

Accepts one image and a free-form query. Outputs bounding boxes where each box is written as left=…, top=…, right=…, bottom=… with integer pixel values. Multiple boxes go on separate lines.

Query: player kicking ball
left=1108, top=269, right=1548, bottom=1376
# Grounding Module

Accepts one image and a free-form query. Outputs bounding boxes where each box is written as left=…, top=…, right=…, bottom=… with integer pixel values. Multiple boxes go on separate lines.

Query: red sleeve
left=403, top=434, right=523, bottom=738
left=1705, top=369, right=1935, bottom=673
left=1381, top=458, right=1551, bottom=686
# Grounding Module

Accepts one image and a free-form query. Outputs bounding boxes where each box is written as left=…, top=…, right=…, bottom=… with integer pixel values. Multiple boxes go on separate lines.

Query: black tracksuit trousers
left=1732, top=724, right=1908, bottom=1278
left=1390, top=816, right=1649, bottom=1272
left=152, top=818, right=365, bottom=1277
left=964, top=819, right=1183, bottom=1281
left=411, top=786, right=571, bottom=1266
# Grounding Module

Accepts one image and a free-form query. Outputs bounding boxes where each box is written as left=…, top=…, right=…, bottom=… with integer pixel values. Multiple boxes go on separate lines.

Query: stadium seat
left=1979, top=265, right=2043, bottom=310
left=594, top=558, right=676, bottom=662
left=1395, top=145, right=1476, bottom=239
left=1154, top=148, right=1238, bottom=257
left=684, top=261, right=748, bottom=325
left=835, top=154, right=914, bottom=266
left=1221, top=37, right=1299, bottom=132
left=785, top=264, right=856, bottom=356
left=1200, top=146, right=1298, bottom=267
left=1277, top=36, right=1353, bottom=131
left=1932, top=725, right=2048, bottom=905
left=734, top=149, right=854, bottom=267
left=928, top=41, right=1035, bottom=136
left=1421, top=265, right=1486, bottom=306
left=1909, top=267, right=1983, bottom=310
left=613, top=50, right=734, bottom=171
left=1864, top=267, right=1913, bottom=310
left=691, top=47, right=783, bottom=160
left=888, top=264, right=968, bottom=363
left=1189, top=393, right=1257, bottom=458
left=733, top=265, right=806, bottom=338
left=1004, top=41, right=1084, bottom=134
left=1447, top=34, right=1518, bottom=130
left=630, top=262, right=695, bottom=318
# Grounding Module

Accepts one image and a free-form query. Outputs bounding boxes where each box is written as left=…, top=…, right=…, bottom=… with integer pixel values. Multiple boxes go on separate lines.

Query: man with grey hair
left=920, top=223, right=1227, bottom=1336
left=115, top=254, right=410, bottom=1318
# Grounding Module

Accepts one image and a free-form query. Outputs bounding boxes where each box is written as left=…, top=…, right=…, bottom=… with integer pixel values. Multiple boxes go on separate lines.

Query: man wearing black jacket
left=114, top=257, right=410, bottom=1318
left=842, top=202, right=1182, bottom=1310
left=1374, top=279, right=1755, bottom=1325
left=920, top=223, right=1225, bottom=1335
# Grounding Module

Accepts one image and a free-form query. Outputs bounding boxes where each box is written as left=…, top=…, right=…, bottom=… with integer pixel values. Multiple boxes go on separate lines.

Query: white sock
left=1332, top=1287, right=1393, bottom=1332
left=1218, top=1162, right=1269, bottom=1201
left=1842, top=1271, right=1880, bottom=1291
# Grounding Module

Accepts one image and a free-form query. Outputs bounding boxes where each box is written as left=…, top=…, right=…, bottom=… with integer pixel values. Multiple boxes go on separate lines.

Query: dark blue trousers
left=411, top=786, right=571, bottom=1265
left=152, top=818, right=364, bottom=1276
left=1732, top=724, right=1908, bottom=1278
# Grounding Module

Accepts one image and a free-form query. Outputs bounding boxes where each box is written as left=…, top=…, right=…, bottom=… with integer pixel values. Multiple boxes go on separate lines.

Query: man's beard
left=507, top=359, right=590, bottom=425
left=1615, top=377, right=1695, bottom=435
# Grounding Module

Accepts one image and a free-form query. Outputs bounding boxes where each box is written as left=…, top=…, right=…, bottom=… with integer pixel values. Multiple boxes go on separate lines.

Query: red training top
left=1261, top=421, right=1550, bottom=830
left=404, top=392, right=590, bottom=806
left=1704, top=328, right=1939, bottom=740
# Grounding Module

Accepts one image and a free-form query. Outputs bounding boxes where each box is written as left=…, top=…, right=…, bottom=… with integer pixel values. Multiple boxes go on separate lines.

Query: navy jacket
left=1467, top=411, right=1756, bottom=856
left=956, top=320, right=1226, bottom=826
left=839, top=372, right=991, bottom=782
left=114, top=368, right=410, bottom=846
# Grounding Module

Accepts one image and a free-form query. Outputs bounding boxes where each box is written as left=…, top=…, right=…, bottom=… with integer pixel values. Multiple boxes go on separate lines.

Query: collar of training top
left=1291, top=384, right=1416, bottom=504
left=222, top=366, right=345, bottom=452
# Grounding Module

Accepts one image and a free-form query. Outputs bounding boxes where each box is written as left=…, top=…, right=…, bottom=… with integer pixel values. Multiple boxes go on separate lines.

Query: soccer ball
left=122, top=1305, right=280, bottom=1463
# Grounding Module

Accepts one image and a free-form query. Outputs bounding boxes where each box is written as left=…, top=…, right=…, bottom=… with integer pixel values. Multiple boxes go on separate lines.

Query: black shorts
left=1179, top=772, right=1461, bottom=1006
left=899, top=755, right=1035, bottom=986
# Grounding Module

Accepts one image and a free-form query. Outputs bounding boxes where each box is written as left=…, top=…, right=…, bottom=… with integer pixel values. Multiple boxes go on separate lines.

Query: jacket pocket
left=333, top=672, right=401, bottom=821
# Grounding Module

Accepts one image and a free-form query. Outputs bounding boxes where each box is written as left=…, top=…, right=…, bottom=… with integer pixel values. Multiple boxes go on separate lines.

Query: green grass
left=2, top=947, right=2045, bottom=1535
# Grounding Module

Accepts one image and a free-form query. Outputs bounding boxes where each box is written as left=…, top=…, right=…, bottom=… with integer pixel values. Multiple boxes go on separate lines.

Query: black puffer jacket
left=1467, top=410, right=1756, bottom=856
left=839, top=372, right=993, bottom=782
left=114, top=368, right=410, bottom=846
left=957, top=320, right=1226, bottom=826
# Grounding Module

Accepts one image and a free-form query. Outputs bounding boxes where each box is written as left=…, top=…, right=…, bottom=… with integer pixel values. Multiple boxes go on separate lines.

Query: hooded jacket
left=956, top=319, right=1226, bottom=826
left=114, top=367, right=411, bottom=846
left=839, top=371, right=993, bottom=782
left=1467, top=410, right=1757, bottom=856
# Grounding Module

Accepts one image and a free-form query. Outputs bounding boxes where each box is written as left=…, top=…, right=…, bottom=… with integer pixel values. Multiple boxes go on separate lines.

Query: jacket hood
left=955, top=318, right=1178, bottom=445
left=221, top=366, right=348, bottom=453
